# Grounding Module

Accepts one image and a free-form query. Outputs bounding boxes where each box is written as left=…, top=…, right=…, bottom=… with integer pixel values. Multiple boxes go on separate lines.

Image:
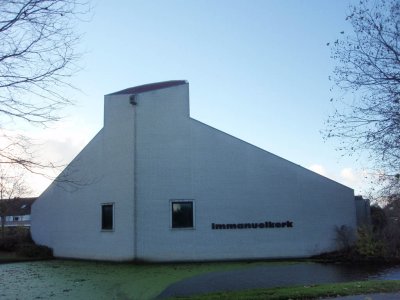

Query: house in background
left=0, top=197, right=36, bottom=227
left=32, top=80, right=357, bottom=262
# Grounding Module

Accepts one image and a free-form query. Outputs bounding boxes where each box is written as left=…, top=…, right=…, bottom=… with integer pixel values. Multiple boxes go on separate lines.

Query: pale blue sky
left=29, top=0, right=372, bottom=195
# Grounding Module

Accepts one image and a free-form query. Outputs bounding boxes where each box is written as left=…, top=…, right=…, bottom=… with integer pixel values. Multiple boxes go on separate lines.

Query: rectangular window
left=171, top=201, right=194, bottom=229
left=101, top=203, right=114, bottom=231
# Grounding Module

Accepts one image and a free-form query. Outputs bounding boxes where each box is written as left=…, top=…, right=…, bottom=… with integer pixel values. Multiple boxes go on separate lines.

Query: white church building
left=31, top=80, right=357, bottom=262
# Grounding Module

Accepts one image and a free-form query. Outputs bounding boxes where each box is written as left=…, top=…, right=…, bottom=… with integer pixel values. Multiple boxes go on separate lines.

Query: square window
left=101, top=204, right=114, bottom=231
left=171, top=201, right=194, bottom=228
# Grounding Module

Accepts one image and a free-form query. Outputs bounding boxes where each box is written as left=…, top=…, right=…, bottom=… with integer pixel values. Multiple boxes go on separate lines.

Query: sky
left=24, top=0, right=372, bottom=196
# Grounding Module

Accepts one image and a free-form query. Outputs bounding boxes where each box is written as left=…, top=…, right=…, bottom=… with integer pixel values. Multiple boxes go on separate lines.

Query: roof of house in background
left=108, top=80, right=188, bottom=96
left=1, top=197, right=37, bottom=216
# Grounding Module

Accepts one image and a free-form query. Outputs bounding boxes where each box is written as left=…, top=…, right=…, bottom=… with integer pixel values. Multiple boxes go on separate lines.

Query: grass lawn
left=170, top=280, right=400, bottom=299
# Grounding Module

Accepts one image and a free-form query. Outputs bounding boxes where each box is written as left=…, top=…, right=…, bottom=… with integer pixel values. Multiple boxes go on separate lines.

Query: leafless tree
left=326, top=0, right=400, bottom=194
left=0, top=0, right=89, bottom=174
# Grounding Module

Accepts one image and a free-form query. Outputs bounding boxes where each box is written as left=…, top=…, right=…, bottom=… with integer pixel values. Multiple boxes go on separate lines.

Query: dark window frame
left=101, top=203, right=114, bottom=231
left=171, top=200, right=195, bottom=229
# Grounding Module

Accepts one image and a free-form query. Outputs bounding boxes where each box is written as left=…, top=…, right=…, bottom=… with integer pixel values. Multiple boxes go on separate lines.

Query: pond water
left=157, top=262, right=400, bottom=299
left=1, top=260, right=400, bottom=300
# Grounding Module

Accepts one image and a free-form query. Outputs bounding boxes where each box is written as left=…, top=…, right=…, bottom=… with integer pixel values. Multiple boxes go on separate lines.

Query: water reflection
left=158, top=262, right=400, bottom=299
left=370, top=265, right=400, bottom=280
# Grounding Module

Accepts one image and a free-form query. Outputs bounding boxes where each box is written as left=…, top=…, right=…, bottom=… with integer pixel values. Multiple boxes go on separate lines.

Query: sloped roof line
left=107, top=80, right=188, bottom=96
left=0, top=197, right=37, bottom=216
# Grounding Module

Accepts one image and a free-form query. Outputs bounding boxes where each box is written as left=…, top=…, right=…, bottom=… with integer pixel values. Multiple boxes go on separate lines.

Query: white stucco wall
left=31, top=81, right=356, bottom=262
left=31, top=94, right=136, bottom=261
left=134, top=83, right=356, bottom=262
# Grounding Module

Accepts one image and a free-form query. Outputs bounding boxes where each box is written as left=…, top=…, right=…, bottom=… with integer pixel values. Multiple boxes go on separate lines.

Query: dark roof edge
left=107, top=80, right=188, bottom=96
left=1, top=197, right=37, bottom=201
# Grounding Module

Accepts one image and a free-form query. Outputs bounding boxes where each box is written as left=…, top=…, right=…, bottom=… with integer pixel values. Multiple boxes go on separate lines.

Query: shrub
left=380, top=221, right=400, bottom=259
left=16, top=243, right=53, bottom=258
left=0, top=226, right=33, bottom=251
left=356, top=227, right=385, bottom=258
left=0, top=236, right=19, bottom=251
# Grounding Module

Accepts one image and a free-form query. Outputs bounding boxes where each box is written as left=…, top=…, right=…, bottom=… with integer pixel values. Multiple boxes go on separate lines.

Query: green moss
left=0, top=260, right=291, bottom=299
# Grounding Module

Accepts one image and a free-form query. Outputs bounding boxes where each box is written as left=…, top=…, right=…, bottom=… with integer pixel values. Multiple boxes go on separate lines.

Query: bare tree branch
left=0, top=0, right=89, bottom=125
left=0, top=0, right=90, bottom=184
left=325, top=0, right=400, bottom=195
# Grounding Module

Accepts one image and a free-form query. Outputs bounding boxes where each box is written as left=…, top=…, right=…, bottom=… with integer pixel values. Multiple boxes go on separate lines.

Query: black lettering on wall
left=211, top=220, right=294, bottom=230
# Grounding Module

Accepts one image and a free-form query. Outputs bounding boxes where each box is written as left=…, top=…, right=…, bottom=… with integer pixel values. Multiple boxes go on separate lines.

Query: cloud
left=308, top=164, right=370, bottom=195
left=339, top=168, right=371, bottom=195
left=0, top=118, right=98, bottom=196
left=308, top=164, right=328, bottom=177
left=340, top=168, right=356, bottom=183
left=30, top=119, right=95, bottom=165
